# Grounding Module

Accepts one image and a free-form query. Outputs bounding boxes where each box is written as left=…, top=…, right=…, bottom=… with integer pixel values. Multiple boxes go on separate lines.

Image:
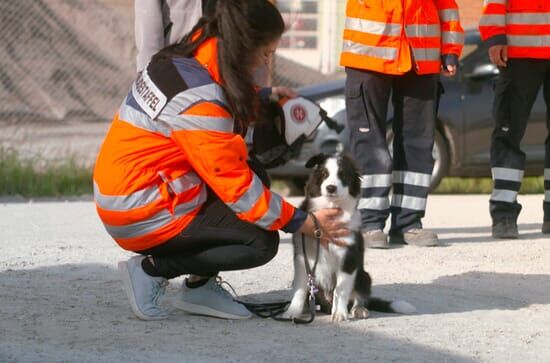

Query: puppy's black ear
left=305, top=153, right=327, bottom=169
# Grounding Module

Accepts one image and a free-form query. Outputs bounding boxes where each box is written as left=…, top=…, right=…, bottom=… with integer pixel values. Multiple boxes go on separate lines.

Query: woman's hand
left=298, top=208, right=350, bottom=247
left=272, top=86, right=298, bottom=100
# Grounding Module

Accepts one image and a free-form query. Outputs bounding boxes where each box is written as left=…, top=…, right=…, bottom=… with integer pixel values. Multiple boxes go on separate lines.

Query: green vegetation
left=0, top=146, right=545, bottom=197
left=0, top=147, right=93, bottom=197
left=433, top=176, right=544, bottom=194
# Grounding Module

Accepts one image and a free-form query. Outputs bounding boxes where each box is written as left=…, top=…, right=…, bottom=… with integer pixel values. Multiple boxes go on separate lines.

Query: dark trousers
left=138, top=161, right=278, bottom=280
left=345, top=67, right=438, bottom=232
left=490, top=59, right=550, bottom=222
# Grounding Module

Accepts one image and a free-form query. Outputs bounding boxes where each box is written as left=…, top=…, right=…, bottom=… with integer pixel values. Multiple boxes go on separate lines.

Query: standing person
left=94, top=0, right=348, bottom=321
left=340, top=1, right=464, bottom=248
left=135, top=0, right=206, bottom=72
left=480, top=0, right=550, bottom=239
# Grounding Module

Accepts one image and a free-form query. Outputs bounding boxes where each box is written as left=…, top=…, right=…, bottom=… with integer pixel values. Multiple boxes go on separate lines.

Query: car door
left=461, top=44, right=547, bottom=171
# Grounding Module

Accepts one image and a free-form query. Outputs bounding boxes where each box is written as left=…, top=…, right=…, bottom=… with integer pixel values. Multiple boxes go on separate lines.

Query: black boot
left=492, top=218, right=519, bottom=239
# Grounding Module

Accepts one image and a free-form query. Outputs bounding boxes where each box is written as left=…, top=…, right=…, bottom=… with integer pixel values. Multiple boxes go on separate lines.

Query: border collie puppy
left=283, top=153, right=416, bottom=322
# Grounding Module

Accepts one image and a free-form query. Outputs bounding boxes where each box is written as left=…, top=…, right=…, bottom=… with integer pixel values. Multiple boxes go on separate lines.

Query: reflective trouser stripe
left=491, top=189, right=517, bottom=203
left=391, top=194, right=427, bottom=211
left=361, top=174, right=392, bottom=189
left=358, top=197, right=390, bottom=211
left=492, top=167, right=524, bottom=182
left=393, top=171, right=432, bottom=188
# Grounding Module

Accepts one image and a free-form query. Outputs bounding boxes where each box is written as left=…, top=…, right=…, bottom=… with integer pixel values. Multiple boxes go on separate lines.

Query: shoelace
left=214, top=276, right=238, bottom=300
left=152, top=280, right=168, bottom=306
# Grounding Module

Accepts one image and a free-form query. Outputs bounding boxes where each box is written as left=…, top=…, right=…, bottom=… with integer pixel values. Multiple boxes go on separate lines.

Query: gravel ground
left=1, top=195, right=550, bottom=363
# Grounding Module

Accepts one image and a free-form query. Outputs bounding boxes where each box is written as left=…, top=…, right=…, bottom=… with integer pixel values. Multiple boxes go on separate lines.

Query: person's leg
left=345, top=67, right=393, bottom=248
left=139, top=193, right=279, bottom=279
left=542, top=60, right=550, bottom=233
left=389, top=71, right=438, bottom=246
left=134, top=191, right=278, bottom=319
left=490, top=59, right=545, bottom=238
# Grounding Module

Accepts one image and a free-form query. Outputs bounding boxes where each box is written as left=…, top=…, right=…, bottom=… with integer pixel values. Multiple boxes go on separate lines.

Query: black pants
left=345, top=67, right=438, bottom=233
left=138, top=160, right=278, bottom=280
left=490, top=59, right=550, bottom=222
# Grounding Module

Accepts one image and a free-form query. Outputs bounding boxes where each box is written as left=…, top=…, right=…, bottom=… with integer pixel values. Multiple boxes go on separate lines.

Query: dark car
left=268, top=30, right=547, bottom=190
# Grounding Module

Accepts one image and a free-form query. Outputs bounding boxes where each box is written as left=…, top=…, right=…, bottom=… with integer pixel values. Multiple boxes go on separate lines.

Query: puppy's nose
left=326, top=184, right=337, bottom=194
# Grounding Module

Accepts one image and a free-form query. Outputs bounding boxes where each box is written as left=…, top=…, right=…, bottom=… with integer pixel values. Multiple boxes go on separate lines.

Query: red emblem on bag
left=291, top=104, right=307, bottom=123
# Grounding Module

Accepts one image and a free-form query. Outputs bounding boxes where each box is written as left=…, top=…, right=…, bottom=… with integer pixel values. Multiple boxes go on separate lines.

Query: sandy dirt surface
left=1, top=195, right=550, bottom=362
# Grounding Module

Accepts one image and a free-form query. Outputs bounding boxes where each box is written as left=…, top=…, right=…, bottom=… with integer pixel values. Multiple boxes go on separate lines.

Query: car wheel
left=386, top=127, right=449, bottom=191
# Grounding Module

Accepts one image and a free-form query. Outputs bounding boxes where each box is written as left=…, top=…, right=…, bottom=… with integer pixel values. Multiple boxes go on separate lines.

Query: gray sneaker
left=174, top=277, right=252, bottom=320
left=389, top=228, right=439, bottom=247
left=362, top=229, right=389, bottom=249
left=118, top=256, right=169, bottom=320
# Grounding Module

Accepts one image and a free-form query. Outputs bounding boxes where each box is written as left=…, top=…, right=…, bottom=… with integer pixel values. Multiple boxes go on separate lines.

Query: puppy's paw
left=281, top=307, right=302, bottom=320
left=350, top=306, right=369, bottom=319
left=331, top=310, right=349, bottom=322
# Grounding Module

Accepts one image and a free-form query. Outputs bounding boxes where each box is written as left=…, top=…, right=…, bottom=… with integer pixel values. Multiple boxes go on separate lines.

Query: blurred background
left=0, top=0, right=489, bottom=197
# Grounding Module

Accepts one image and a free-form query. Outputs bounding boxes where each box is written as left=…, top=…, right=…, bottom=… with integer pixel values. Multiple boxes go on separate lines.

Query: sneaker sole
left=174, top=299, right=252, bottom=320
left=117, top=261, right=168, bottom=321
left=366, top=242, right=390, bottom=249
left=389, top=236, right=439, bottom=247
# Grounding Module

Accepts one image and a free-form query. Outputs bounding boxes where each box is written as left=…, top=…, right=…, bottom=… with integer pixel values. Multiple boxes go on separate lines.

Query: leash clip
left=307, top=274, right=318, bottom=297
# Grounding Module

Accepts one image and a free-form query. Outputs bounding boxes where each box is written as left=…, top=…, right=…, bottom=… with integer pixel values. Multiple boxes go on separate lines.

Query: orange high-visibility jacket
left=93, top=38, right=301, bottom=252
left=479, top=0, right=550, bottom=59
left=340, top=0, right=464, bottom=75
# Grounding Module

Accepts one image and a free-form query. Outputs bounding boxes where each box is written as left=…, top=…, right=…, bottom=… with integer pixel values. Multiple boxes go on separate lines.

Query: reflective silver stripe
left=545, top=190, right=550, bottom=202
left=491, top=167, right=523, bottom=182
left=358, top=197, right=390, bottom=210
left=169, top=172, right=202, bottom=194
left=508, top=35, right=550, bottom=48
left=491, top=189, right=517, bottom=203
left=159, top=83, right=227, bottom=118
left=442, top=31, right=465, bottom=45
left=343, top=40, right=398, bottom=60
left=483, top=0, right=506, bottom=5
left=118, top=101, right=170, bottom=136
left=256, top=193, right=283, bottom=229
left=508, top=12, right=550, bottom=26
left=345, top=16, right=401, bottom=36
left=412, top=47, right=440, bottom=61
left=544, top=168, right=550, bottom=180
left=391, top=194, right=427, bottom=211
left=479, top=14, right=506, bottom=26
left=439, top=9, right=460, bottom=22
left=405, top=24, right=440, bottom=38
left=361, top=174, right=392, bottom=189
left=226, top=174, right=264, bottom=213
left=94, top=182, right=161, bottom=212
left=167, top=114, right=234, bottom=132
left=393, top=171, right=432, bottom=188
left=104, top=185, right=207, bottom=239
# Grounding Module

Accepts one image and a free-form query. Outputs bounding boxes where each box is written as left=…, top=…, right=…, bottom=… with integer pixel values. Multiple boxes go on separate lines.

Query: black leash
left=238, top=213, right=322, bottom=324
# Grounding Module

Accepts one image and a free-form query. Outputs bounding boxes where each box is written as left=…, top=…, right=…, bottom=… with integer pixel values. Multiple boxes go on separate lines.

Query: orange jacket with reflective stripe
left=479, top=0, right=550, bottom=59
left=340, top=0, right=464, bottom=75
left=93, top=38, right=299, bottom=252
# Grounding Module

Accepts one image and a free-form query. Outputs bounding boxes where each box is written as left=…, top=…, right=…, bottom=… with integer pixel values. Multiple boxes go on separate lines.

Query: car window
left=461, top=44, right=479, bottom=60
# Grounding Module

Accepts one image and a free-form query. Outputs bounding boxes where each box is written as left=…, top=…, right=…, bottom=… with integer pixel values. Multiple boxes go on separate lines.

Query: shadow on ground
left=0, top=264, right=516, bottom=362
left=432, top=223, right=547, bottom=244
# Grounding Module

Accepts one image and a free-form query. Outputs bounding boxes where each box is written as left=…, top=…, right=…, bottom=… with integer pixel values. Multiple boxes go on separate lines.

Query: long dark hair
left=154, top=0, right=285, bottom=127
